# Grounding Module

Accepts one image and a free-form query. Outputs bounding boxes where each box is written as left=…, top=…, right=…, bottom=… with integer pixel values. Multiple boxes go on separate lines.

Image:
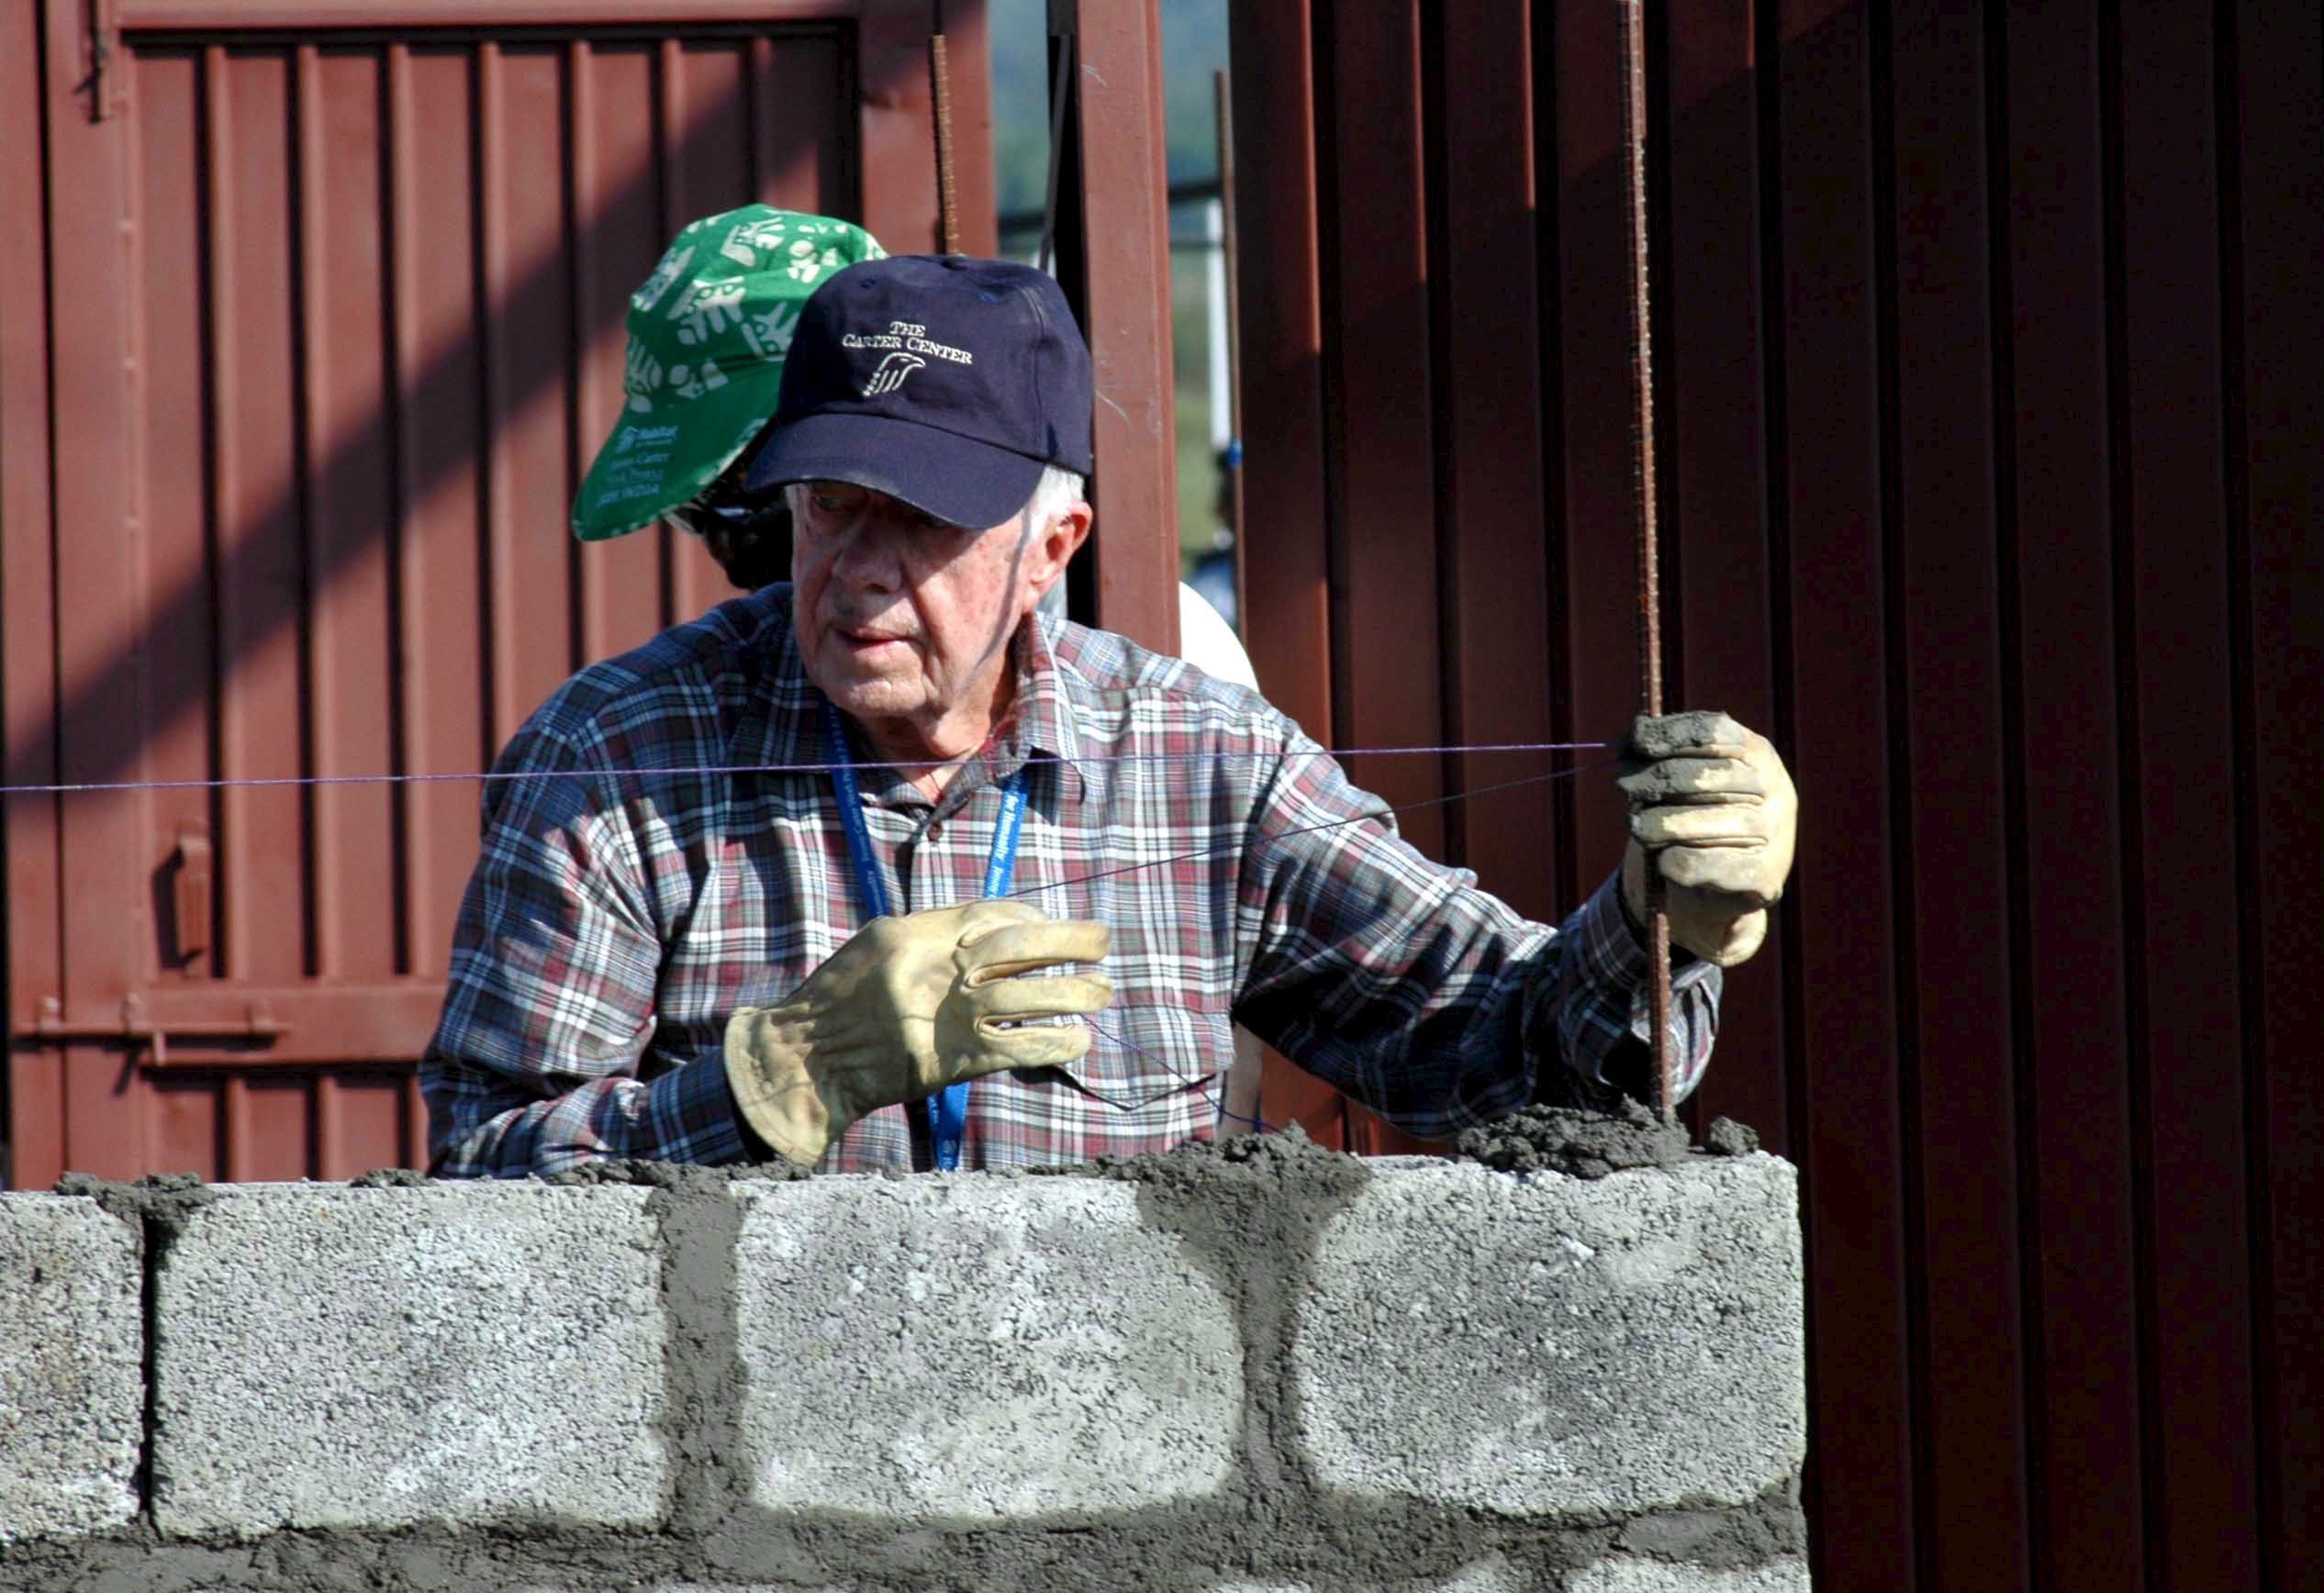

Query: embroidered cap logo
left=862, top=351, right=926, bottom=397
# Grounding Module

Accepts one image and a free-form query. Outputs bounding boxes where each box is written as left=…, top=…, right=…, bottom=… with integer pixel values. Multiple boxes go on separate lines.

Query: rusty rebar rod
left=931, top=34, right=960, bottom=254
left=1617, top=0, right=1677, bottom=1125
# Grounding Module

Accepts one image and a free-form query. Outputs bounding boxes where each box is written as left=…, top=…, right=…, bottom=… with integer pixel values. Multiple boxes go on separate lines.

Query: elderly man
left=422, top=252, right=1796, bottom=1176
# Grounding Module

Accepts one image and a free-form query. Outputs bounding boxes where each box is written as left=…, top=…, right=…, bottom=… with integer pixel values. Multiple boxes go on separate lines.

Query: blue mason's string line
left=3, top=725, right=1615, bottom=1150
left=1011, top=760, right=1620, bottom=905
left=1039, top=757, right=1622, bottom=1142
left=0, top=740, right=1611, bottom=797
left=1082, top=1015, right=1277, bottom=1136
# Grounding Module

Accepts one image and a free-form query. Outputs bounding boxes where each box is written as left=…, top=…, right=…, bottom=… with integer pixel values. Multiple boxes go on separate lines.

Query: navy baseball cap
left=743, top=254, right=1095, bottom=529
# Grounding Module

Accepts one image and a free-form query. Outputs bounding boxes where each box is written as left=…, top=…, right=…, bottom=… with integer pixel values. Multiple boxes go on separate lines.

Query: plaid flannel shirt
left=422, top=588, right=1719, bottom=1176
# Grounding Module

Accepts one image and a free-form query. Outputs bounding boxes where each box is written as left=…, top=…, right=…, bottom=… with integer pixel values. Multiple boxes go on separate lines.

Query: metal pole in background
left=1617, top=0, right=1677, bottom=1124
left=1036, top=2, right=1076, bottom=277
left=930, top=32, right=960, bottom=253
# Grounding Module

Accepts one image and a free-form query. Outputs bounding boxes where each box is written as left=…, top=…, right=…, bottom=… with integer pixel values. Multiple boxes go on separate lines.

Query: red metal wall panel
left=2, top=3, right=995, bottom=1186
left=0, top=0, right=64, bottom=1196
left=1437, top=0, right=1559, bottom=932
left=1069, top=0, right=1182, bottom=657
left=1999, top=6, right=2149, bottom=1586
left=1883, top=6, right=2028, bottom=1586
left=1231, top=2, right=2318, bottom=1587
left=1664, top=0, right=1790, bottom=1154
left=1768, top=4, right=1916, bottom=1582
left=2112, top=4, right=2260, bottom=1584
left=2235, top=5, right=2323, bottom=1581
left=1224, top=0, right=1348, bottom=1151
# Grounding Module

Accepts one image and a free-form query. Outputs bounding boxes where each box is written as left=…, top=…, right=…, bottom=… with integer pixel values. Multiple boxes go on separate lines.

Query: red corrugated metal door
left=2, top=0, right=993, bottom=1186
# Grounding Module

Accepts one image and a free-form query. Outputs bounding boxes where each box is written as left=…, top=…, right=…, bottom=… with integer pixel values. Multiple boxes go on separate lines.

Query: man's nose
left=829, top=514, right=909, bottom=589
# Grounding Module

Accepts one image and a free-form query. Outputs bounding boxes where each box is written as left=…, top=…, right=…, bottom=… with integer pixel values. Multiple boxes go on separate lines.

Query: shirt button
left=925, top=821, right=944, bottom=841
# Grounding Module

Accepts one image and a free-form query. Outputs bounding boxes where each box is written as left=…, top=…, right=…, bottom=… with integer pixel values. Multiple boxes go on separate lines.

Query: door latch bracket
left=33, top=993, right=287, bottom=1066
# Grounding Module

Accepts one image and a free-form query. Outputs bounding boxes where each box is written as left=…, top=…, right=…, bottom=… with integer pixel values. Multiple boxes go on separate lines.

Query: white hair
left=1019, top=463, right=1087, bottom=547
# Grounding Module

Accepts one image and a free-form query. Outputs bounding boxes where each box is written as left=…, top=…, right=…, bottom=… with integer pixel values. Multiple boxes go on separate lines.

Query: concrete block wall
left=0, top=1145, right=1809, bottom=1591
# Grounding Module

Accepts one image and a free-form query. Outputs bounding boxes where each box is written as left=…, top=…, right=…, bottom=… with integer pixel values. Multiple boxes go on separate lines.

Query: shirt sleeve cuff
left=1573, top=874, right=1717, bottom=998
left=642, top=1051, right=758, bottom=1167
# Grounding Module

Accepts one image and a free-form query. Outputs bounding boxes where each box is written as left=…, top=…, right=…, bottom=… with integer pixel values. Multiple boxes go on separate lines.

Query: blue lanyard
left=821, top=696, right=1028, bottom=1170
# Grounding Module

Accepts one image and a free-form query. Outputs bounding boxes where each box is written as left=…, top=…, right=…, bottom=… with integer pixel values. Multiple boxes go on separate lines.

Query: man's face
left=790, top=482, right=1056, bottom=732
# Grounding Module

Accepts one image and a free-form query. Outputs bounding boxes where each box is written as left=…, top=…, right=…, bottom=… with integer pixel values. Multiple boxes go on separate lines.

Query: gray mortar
left=542, top=1157, right=810, bottom=1189
left=49, top=1171, right=223, bottom=1554
left=1454, top=1100, right=1761, bottom=1179
left=1612, top=1477, right=1804, bottom=1567
left=346, top=1167, right=431, bottom=1188
left=7, top=1135, right=1804, bottom=1593
left=345, top=1159, right=812, bottom=1191
left=54, top=1172, right=221, bottom=1232
left=640, top=1164, right=761, bottom=1543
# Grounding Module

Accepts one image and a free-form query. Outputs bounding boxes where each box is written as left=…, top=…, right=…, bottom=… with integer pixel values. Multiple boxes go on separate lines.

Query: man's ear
left=1025, top=499, right=1093, bottom=600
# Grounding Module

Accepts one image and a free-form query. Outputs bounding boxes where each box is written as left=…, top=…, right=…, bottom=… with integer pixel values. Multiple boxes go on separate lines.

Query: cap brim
left=571, top=368, right=783, bottom=542
left=743, top=411, right=1045, bottom=530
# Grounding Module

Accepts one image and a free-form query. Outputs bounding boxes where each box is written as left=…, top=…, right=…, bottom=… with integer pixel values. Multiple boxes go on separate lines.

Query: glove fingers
left=1668, top=906, right=1771, bottom=967
left=971, top=972, right=1114, bottom=1019
left=1631, top=804, right=1768, bottom=848
left=949, top=898, right=1051, bottom=942
left=962, top=919, right=1112, bottom=981
left=1658, top=841, right=1779, bottom=904
left=1626, top=709, right=1756, bottom=762
left=980, top=1019, right=1094, bottom=1071
left=1618, top=755, right=1766, bottom=804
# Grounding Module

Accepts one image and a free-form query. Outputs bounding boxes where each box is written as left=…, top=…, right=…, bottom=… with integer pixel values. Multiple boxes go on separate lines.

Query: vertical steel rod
left=930, top=34, right=960, bottom=254
left=1618, top=0, right=1677, bottom=1124
left=1036, top=15, right=1076, bottom=277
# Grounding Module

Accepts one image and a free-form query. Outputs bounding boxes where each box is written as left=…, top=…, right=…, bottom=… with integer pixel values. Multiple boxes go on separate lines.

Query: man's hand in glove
left=1618, top=710, right=1798, bottom=968
left=724, top=898, right=1112, bottom=1165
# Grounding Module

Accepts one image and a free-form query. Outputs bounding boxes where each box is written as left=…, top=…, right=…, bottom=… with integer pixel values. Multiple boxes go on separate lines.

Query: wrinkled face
left=790, top=481, right=1035, bottom=732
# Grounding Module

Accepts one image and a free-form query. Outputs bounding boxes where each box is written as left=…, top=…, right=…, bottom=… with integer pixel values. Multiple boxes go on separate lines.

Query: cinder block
left=1568, top=1557, right=1812, bottom=1591
left=1294, top=1157, right=1805, bottom=1519
left=735, top=1176, right=1242, bottom=1521
left=152, top=1185, right=666, bottom=1536
left=0, top=1197, right=142, bottom=1543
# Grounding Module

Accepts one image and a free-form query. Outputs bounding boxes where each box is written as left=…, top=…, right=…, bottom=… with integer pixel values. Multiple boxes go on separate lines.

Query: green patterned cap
left=572, top=205, right=885, bottom=541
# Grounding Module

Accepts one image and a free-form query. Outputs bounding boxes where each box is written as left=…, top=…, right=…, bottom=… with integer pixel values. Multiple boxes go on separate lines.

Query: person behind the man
left=422, top=251, right=1797, bottom=1176
left=568, top=204, right=886, bottom=586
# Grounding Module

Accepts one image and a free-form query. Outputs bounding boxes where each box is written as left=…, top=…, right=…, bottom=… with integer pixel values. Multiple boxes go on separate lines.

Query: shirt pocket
left=1052, top=1000, right=1229, bottom=1110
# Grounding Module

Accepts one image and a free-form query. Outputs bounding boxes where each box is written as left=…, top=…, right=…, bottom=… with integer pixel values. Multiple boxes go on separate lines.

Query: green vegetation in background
left=988, top=0, right=1233, bottom=581
left=989, top=0, right=1231, bottom=209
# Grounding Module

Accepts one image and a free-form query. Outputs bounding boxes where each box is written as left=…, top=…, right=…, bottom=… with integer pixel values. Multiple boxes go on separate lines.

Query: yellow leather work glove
left=1618, top=710, right=1798, bottom=967
left=723, top=898, right=1112, bottom=1166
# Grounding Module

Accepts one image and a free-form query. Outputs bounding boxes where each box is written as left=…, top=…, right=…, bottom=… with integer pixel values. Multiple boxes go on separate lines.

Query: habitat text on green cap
left=571, top=205, right=883, bottom=541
